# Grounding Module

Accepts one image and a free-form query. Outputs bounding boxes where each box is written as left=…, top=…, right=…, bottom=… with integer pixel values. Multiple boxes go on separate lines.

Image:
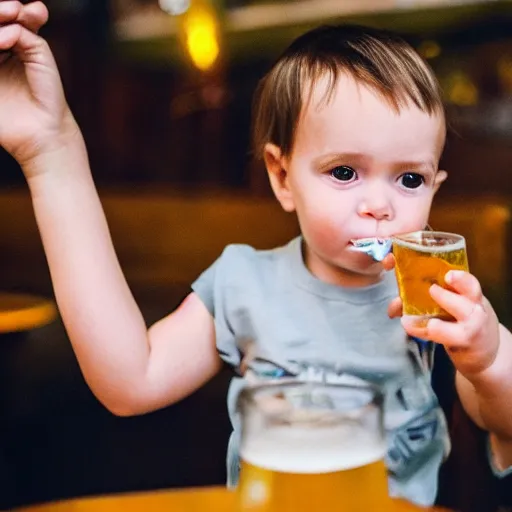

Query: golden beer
left=236, top=381, right=393, bottom=512
left=237, top=450, right=391, bottom=511
left=392, top=231, right=469, bottom=320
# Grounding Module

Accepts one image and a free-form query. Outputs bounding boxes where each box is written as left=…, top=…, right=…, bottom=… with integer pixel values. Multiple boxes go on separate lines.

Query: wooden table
left=0, top=292, right=57, bottom=333
left=15, top=487, right=450, bottom=511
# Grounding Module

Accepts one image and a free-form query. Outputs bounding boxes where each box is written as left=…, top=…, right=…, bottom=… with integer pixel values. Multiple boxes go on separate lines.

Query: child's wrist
left=463, top=330, right=512, bottom=398
left=20, top=111, right=84, bottom=177
left=23, top=121, right=89, bottom=187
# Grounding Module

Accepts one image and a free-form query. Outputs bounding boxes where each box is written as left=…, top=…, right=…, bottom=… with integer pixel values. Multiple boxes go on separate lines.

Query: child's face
left=266, top=72, right=447, bottom=287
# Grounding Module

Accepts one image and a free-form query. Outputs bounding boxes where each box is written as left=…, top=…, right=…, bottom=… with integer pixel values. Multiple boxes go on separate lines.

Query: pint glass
left=236, top=380, right=391, bottom=511
left=392, top=231, right=469, bottom=322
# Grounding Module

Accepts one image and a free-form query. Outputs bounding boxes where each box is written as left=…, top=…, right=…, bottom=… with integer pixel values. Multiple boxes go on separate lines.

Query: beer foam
left=240, top=423, right=385, bottom=474
left=393, top=233, right=465, bottom=254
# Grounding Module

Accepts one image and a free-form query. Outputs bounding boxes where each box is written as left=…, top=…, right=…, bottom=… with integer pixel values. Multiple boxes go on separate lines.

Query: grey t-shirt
left=191, top=236, right=450, bottom=506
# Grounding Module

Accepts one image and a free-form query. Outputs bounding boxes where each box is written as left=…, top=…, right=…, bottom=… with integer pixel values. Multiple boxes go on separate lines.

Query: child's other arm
left=28, top=131, right=222, bottom=415
left=1, top=9, right=222, bottom=416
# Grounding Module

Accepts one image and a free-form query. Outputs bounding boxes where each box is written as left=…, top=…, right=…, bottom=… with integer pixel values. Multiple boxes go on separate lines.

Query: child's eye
left=400, top=172, right=424, bottom=189
left=330, top=165, right=357, bottom=182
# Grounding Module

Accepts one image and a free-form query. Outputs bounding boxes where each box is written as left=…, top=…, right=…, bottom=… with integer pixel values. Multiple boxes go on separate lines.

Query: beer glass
left=392, top=231, right=469, bottom=322
left=235, top=380, right=391, bottom=511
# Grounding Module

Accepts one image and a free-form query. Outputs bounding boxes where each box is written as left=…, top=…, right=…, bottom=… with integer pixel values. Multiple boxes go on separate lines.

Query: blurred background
left=2, top=0, right=512, bottom=195
left=0, top=1, right=512, bottom=511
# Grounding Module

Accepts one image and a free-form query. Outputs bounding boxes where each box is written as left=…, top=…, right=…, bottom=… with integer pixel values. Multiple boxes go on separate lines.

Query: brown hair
left=252, top=24, right=444, bottom=158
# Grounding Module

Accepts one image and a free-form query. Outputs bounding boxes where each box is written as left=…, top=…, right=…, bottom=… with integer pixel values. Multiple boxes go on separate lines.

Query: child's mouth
left=349, top=237, right=392, bottom=262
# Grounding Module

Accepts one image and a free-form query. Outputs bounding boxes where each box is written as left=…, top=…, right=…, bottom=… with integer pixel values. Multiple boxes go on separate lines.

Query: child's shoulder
left=207, top=237, right=299, bottom=288
left=219, top=237, right=297, bottom=267
left=192, top=238, right=298, bottom=308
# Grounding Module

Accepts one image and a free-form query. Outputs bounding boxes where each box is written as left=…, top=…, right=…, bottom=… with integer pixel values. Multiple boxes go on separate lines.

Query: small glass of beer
left=392, top=231, right=469, bottom=322
left=236, top=380, right=390, bottom=512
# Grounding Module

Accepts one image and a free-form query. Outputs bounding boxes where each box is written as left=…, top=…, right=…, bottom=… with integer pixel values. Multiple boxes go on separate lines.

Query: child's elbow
left=95, top=392, right=149, bottom=417
left=107, top=403, right=140, bottom=417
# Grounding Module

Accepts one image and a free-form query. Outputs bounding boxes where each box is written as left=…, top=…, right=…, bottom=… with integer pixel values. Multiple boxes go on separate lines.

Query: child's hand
left=0, top=1, right=76, bottom=174
left=0, top=1, right=47, bottom=66
left=387, top=260, right=500, bottom=378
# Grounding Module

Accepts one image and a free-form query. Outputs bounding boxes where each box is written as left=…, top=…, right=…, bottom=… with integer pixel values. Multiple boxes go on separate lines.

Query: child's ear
left=434, top=169, right=448, bottom=193
left=263, top=143, right=295, bottom=212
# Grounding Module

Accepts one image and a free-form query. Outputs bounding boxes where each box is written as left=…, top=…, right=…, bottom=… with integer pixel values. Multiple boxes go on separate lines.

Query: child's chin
left=337, top=259, right=383, bottom=278
left=345, top=252, right=384, bottom=271
left=356, top=263, right=384, bottom=276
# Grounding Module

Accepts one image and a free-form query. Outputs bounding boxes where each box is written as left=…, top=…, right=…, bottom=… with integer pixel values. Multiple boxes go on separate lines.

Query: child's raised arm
left=0, top=3, right=221, bottom=416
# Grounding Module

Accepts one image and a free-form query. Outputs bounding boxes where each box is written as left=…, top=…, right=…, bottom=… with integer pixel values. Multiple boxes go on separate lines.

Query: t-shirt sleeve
left=191, top=248, right=241, bottom=371
left=190, top=257, right=218, bottom=316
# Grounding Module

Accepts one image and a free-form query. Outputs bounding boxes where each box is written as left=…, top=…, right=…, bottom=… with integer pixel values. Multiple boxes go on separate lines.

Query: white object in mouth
left=349, top=237, right=392, bottom=262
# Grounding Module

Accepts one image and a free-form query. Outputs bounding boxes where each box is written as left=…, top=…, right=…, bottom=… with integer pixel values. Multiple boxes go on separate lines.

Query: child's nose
left=357, top=189, right=393, bottom=220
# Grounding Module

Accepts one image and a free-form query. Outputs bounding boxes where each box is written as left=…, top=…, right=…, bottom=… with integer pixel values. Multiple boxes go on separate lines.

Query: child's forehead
left=301, top=72, right=357, bottom=110
left=301, top=72, right=399, bottom=118
left=295, top=73, right=445, bottom=160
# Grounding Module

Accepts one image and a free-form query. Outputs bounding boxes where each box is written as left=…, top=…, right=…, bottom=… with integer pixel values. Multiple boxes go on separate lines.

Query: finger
left=444, top=270, right=483, bottom=303
left=429, top=283, right=480, bottom=321
left=0, top=2, right=48, bottom=32
left=0, top=1, right=22, bottom=23
left=387, top=297, right=403, bottom=319
left=422, top=308, right=486, bottom=348
left=0, top=23, right=51, bottom=62
left=382, top=253, right=395, bottom=271
left=401, top=315, right=432, bottom=339
left=401, top=304, right=485, bottom=349
left=17, top=1, right=49, bottom=33
left=0, top=23, right=22, bottom=51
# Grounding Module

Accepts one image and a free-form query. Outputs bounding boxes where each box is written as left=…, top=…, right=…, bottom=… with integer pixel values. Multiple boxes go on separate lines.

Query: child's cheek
left=303, top=215, right=345, bottom=253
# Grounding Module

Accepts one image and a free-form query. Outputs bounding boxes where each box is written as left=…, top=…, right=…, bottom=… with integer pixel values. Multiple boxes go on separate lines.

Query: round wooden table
left=14, top=486, right=450, bottom=511
left=0, top=292, right=57, bottom=333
